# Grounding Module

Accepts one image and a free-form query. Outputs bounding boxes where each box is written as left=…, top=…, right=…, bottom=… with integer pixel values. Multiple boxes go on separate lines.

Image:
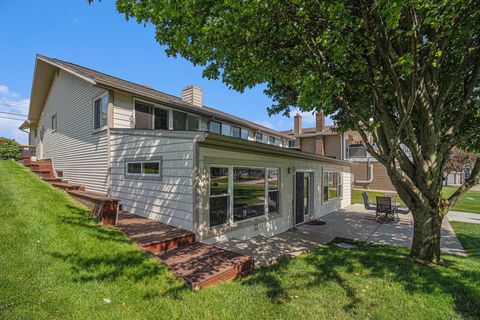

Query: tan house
left=21, top=55, right=352, bottom=243
left=282, top=113, right=396, bottom=191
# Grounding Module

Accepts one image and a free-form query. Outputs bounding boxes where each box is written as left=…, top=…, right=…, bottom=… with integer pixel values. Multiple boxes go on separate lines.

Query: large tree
left=108, top=0, right=480, bottom=264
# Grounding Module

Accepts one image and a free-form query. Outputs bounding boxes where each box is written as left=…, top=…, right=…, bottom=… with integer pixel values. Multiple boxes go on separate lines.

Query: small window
left=125, top=158, right=162, bottom=180
left=187, top=115, right=200, bottom=131
left=51, top=114, right=57, bottom=132
left=288, top=140, right=295, bottom=148
left=93, top=94, right=108, bottom=131
left=210, top=121, right=221, bottom=134
left=232, top=126, right=241, bottom=139
left=255, top=132, right=263, bottom=142
left=267, top=168, right=280, bottom=214
left=173, top=111, right=187, bottom=130
left=268, top=136, right=276, bottom=145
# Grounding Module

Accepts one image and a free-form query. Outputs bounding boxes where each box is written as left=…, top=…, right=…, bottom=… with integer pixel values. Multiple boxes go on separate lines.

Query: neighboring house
left=21, top=55, right=352, bottom=242
left=282, top=113, right=396, bottom=191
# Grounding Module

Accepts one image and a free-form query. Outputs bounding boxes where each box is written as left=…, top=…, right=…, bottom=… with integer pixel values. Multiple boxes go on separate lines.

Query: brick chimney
left=293, top=114, right=302, bottom=135
left=316, top=111, right=325, bottom=132
left=182, top=85, right=203, bottom=107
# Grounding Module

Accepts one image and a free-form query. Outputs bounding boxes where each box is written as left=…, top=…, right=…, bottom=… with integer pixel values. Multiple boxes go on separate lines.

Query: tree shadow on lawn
left=244, top=240, right=480, bottom=319
left=47, top=203, right=191, bottom=296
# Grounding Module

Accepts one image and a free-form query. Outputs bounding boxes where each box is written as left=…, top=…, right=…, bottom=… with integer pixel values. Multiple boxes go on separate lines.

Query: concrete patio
left=216, top=204, right=466, bottom=266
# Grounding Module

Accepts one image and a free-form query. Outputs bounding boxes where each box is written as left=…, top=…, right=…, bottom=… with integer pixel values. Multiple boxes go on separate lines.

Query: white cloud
left=255, top=120, right=274, bottom=129
left=0, top=85, right=20, bottom=98
left=0, top=118, right=28, bottom=144
left=289, top=109, right=316, bottom=126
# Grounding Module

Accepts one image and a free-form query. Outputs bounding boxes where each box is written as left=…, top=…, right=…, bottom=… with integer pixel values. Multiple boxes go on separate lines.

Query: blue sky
left=0, top=0, right=328, bottom=144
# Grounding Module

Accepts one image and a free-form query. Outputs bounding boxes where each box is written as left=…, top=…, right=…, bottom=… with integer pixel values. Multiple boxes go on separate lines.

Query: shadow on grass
left=244, top=240, right=480, bottom=318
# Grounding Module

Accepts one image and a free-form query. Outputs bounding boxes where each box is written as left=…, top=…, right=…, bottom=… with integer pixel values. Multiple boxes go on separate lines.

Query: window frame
left=255, top=132, right=263, bottom=142
left=208, top=165, right=281, bottom=228
left=124, top=157, right=163, bottom=181
left=92, top=92, right=109, bottom=133
left=268, top=136, right=276, bottom=145
left=208, top=166, right=231, bottom=227
left=51, top=113, right=57, bottom=133
left=323, top=171, right=342, bottom=202
left=210, top=121, right=222, bottom=134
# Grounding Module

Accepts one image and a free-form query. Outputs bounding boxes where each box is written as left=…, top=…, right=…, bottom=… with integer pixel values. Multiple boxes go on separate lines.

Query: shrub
left=0, top=137, right=21, bottom=160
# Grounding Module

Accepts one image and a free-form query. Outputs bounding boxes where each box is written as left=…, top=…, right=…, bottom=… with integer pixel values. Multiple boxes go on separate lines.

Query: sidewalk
left=447, top=211, right=480, bottom=224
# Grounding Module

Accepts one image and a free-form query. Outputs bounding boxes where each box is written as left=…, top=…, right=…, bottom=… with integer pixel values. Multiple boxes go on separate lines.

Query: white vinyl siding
left=109, top=130, right=203, bottom=231
left=36, top=70, right=109, bottom=193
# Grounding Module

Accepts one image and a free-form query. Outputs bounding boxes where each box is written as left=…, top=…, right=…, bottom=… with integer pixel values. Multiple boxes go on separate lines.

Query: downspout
left=355, top=158, right=374, bottom=184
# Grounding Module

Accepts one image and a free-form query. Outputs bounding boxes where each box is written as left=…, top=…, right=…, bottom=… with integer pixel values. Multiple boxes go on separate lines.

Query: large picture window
left=208, top=166, right=280, bottom=227
left=233, top=168, right=266, bottom=221
left=323, top=171, right=342, bottom=201
left=209, top=167, right=230, bottom=227
left=93, top=93, right=108, bottom=131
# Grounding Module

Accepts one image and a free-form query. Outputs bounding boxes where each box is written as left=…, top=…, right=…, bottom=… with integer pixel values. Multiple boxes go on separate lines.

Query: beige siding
left=36, top=70, right=109, bottom=193
left=351, top=161, right=395, bottom=191
left=324, top=135, right=342, bottom=159
left=109, top=130, right=203, bottom=231
left=113, top=91, right=134, bottom=128
left=196, top=146, right=351, bottom=242
left=300, top=136, right=316, bottom=153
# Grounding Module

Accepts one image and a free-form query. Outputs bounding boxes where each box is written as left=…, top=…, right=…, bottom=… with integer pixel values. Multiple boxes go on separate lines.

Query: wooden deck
left=117, top=213, right=195, bottom=253
left=117, top=213, right=254, bottom=289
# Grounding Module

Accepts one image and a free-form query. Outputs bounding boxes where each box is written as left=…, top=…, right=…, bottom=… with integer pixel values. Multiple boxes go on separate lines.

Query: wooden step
left=117, top=213, right=195, bottom=253
left=155, top=243, right=254, bottom=290
left=67, top=190, right=118, bottom=226
left=41, top=177, right=64, bottom=183
left=51, top=181, right=83, bottom=191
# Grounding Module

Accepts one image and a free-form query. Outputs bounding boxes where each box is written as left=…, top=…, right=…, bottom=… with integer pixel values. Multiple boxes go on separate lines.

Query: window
left=304, top=173, right=313, bottom=215
left=323, top=171, right=342, bottom=201
left=93, top=94, right=108, bottom=131
left=51, top=114, right=57, bottom=132
left=268, top=136, right=276, bottom=145
left=233, top=168, right=266, bottom=221
left=187, top=115, right=200, bottom=131
left=288, top=140, right=295, bottom=148
left=209, top=166, right=280, bottom=227
left=154, top=108, right=169, bottom=130
left=125, top=158, right=162, bottom=180
left=255, top=132, right=263, bottom=142
left=172, top=111, right=187, bottom=130
left=209, top=167, right=230, bottom=227
left=135, top=101, right=170, bottom=130
left=267, top=168, right=279, bottom=214
left=134, top=101, right=153, bottom=129
left=221, top=123, right=232, bottom=136
left=210, top=121, right=221, bottom=134
left=232, top=126, right=241, bottom=139
left=241, top=129, right=249, bottom=140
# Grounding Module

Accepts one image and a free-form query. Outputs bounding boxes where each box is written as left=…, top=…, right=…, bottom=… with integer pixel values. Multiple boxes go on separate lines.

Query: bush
left=0, top=137, right=21, bottom=160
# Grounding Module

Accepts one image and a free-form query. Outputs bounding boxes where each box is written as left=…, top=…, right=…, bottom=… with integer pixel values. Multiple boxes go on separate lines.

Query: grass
left=352, top=187, right=480, bottom=214
left=1, top=160, right=480, bottom=319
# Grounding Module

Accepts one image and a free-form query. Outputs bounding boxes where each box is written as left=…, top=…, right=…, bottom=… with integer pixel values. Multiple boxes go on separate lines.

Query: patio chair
left=376, top=196, right=398, bottom=221
left=362, top=192, right=376, bottom=211
left=384, top=192, right=397, bottom=202
left=396, top=206, right=410, bottom=215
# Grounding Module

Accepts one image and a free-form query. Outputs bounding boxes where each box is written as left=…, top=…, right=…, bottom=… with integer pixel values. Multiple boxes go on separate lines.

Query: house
left=21, top=54, right=351, bottom=243
left=281, top=113, right=396, bottom=191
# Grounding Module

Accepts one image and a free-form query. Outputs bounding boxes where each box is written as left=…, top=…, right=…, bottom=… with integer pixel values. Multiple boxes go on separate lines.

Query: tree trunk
left=409, top=208, right=444, bottom=264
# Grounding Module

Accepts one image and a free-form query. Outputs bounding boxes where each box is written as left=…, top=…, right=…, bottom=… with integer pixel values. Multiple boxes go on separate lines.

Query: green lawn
left=1, top=160, right=480, bottom=319
left=352, top=187, right=480, bottom=214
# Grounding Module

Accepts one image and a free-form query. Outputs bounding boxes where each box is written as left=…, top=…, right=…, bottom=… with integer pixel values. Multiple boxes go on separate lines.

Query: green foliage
left=0, top=137, right=20, bottom=160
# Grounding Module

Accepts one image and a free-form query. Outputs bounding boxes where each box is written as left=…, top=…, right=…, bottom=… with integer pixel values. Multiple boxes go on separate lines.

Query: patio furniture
left=362, top=192, right=376, bottom=211
left=384, top=192, right=398, bottom=202
left=396, top=206, right=410, bottom=215
left=376, top=196, right=399, bottom=222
